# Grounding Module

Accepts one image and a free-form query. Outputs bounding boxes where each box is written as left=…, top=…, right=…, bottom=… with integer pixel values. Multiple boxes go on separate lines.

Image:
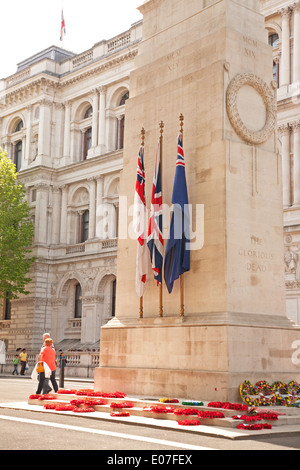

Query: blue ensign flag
left=164, top=133, right=190, bottom=294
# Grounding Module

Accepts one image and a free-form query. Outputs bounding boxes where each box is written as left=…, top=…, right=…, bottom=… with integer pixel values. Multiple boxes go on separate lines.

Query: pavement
left=1, top=374, right=300, bottom=441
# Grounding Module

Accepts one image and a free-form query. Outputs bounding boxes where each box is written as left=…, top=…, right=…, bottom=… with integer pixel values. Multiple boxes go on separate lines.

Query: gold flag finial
left=179, top=114, right=184, bottom=134
left=159, top=121, right=164, bottom=136
left=141, top=127, right=145, bottom=145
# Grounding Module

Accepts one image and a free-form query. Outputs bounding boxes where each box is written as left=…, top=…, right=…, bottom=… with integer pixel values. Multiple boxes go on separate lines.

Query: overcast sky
left=0, top=0, right=143, bottom=78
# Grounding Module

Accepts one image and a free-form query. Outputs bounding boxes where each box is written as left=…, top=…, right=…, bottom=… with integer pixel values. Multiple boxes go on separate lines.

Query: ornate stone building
left=0, top=22, right=142, bottom=364
left=1, top=1, right=300, bottom=374
left=262, top=0, right=300, bottom=325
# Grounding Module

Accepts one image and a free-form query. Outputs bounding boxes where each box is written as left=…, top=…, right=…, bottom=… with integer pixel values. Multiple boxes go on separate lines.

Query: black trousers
left=36, top=370, right=58, bottom=394
left=20, top=361, right=26, bottom=375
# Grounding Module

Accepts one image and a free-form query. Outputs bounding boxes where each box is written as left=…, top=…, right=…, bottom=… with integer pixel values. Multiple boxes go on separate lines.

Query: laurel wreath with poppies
left=240, top=380, right=300, bottom=406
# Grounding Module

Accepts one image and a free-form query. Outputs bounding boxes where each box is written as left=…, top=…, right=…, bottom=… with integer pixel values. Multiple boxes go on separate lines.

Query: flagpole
left=179, top=114, right=185, bottom=318
left=159, top=121, right=164, bottom=318
left=139, top=128, right=146, bottom=319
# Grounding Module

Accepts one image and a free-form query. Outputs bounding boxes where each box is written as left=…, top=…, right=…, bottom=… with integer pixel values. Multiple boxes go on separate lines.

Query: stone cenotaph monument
left=94, top=0, right=300, bottom=401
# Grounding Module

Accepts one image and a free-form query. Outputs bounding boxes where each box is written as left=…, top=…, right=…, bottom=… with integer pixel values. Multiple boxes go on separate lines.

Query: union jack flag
left=164, top=133, right=190, bottom=293
left=133, top=145, right=149, bottom=297
left=147, top=140, right=163, bottom=285
left=60, top=10, right=66, bottom=41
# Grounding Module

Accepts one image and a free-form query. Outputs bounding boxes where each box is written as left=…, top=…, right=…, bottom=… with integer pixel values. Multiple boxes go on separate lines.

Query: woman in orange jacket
left=36, top=338, right=58, bottom=395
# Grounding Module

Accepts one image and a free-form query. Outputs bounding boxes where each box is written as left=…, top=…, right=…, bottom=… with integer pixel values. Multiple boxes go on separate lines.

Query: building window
left=14, top=120, right=23, bottom=133
left=114, top=204, right=119, bottom=238
left=268, top=33, right=279, bottom=48
left=79, top=210, right=89, bottom=243
left=4, top=294, right=11, bottom=320
left=111, top=279, right=116, bottom=317
left=83, top=127, right=92, bottom=160
left=119, top=92, right=129, bottom=106
left=31, top=189, right=36, bottom=202
left=14, top=141, right=22, bottom=172
left=74, top=283, right=82, bottom=318
left=84, top=106, right=93, bottom=119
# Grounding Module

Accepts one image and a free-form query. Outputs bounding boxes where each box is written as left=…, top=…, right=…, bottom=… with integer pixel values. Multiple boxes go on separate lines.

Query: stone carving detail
left=226, top=73, right=277, bottom=145
left=285, top=249, right=298, bottom=276
left=285, top=241, right=300, bottom=286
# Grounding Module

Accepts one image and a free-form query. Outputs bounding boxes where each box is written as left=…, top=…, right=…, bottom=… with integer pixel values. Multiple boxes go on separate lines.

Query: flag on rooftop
left=60, top=10, right=66, bottom=42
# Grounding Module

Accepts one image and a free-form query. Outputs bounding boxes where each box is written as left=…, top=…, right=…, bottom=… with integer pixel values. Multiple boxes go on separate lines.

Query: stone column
left=35, top=183, right=49, bottom=244
left=60, top=185, right=69, bottom=244
left=38, top=99, right=51, bottom=158
left=279, top=124, right=291, bottom=207
left=25, top=105, right=32, bottom=167
left=274, top=55, right=280, bottom=87
left=21, top=136, right=26, bottom=171
left=279, top=7, right=291, bottom=87
left=63, top=101, right=72, bottom=159
left=293, top=2, right=300, bottom=83
left=98, top=86, right=107, bottom=154
left=67, top=209, right=74, bottom=245
left=292, top=120, right=300, bottom=205
left=51, top=186, right=61, bottom=245
left=92, top=90, right=99, bottom=148
left=96, top=175, right=104, bottom=239
left=88, top=177, right=97, bottom=239
left=117, top=116, right=124, bottom=150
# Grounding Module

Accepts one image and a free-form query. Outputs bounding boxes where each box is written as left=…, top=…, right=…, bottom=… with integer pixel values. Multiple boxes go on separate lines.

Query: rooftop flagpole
left=60, top=0, right=66, bottom=46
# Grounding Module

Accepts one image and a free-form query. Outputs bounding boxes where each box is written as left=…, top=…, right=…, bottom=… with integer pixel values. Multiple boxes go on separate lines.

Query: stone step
left=28, top=393, right=300, bottom=429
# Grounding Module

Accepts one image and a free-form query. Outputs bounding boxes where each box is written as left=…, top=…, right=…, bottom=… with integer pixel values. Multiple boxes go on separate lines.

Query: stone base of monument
left=93, top=315, right=300, bottom=403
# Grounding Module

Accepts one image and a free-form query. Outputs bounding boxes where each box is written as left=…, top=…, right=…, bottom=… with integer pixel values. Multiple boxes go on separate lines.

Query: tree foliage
left=0, top=150, right=35, bottom=301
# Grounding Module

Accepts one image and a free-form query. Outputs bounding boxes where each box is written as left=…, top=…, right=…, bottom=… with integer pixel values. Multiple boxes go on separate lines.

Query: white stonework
left=0, top=22, right=142, bottom=363
left=262, top=0, right=300, bottom=325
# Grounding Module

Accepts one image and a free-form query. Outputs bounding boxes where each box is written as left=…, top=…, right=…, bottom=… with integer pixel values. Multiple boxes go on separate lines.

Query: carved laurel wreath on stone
left=226, top=73, right=277, bottom=145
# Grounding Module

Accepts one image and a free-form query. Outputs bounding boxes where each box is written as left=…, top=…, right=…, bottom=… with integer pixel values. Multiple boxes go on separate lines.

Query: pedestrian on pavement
left=58, top=351, right=67, bottom=368
left=36, top=338, right=58, bottom=395
left=40, top=333, right=54, bottom=394
left=12, top=355, right=19, bottom=375
left=19, top=349, right=28, bottom=375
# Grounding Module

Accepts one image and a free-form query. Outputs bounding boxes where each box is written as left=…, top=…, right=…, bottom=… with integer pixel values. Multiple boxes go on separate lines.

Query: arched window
left=83, top=127, right=92, bottom=160
left=268, top=33, right=279, bottom=48
left=14, top=141, right=22, bottom=172
left=74, top=283, right=82, bottom=318
left=268, top=33, right=280, bottom=88
left=119, top=92, right=129, bottom=106
left=14, top=120, right=23, bottom=133
left=84, top=106, right=93, bottom=119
